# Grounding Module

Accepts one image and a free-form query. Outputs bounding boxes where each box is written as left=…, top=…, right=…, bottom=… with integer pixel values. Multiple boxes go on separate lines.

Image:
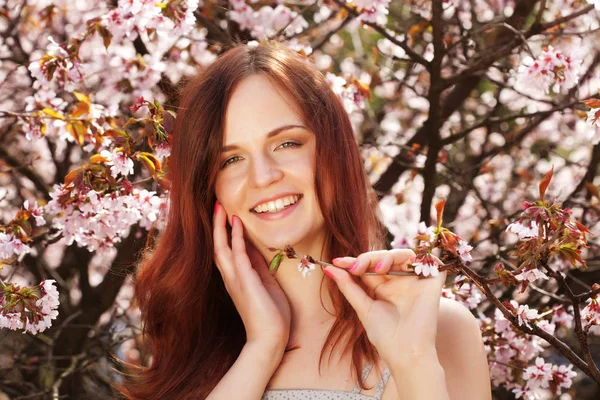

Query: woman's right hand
left=213, top=201, right=291, bottom=350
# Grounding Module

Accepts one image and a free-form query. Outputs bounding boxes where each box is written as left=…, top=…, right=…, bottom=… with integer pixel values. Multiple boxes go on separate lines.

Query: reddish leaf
left=581, top=98, right=600, bottom=108
left=539, top=165, right=554, bottom=202
left=435, top=199, right=445, bottom=227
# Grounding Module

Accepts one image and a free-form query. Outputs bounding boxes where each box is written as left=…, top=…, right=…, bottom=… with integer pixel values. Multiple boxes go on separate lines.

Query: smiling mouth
left=250, top=194, right=303, bottom=214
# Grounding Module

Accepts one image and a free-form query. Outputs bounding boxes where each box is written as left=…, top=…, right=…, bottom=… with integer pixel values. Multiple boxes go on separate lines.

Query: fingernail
left=214, top=201, right=219, bottom=214
left=374, top=261, right=383, bottom=272
left=323, top=269, right=335, bottom=279
left=232, top=215, right=236, bottom=227
left=349, top=261, right=359, bottom=272
left=332, top=257, right=343, bottom=263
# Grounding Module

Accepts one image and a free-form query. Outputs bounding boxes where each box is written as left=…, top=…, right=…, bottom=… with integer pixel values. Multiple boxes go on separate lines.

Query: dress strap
left=351, top=361, right=375, bottom=393
left=373, top=366, right=391, bottom=400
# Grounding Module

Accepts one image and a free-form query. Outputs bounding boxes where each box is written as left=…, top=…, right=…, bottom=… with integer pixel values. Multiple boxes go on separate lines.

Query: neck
left=257, top=234, right=337, bottom=350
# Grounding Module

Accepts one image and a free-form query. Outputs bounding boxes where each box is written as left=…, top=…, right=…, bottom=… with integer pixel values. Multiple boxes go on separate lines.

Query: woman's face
left=214, top=74, right=326, bottom=252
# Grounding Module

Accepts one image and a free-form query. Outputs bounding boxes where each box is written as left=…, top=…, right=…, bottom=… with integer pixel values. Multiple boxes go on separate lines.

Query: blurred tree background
left=1, top=0, right=600, bottom=398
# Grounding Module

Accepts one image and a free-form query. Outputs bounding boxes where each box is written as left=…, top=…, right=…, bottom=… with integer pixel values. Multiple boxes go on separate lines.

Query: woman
left=119, top=41, right=491, bottom=399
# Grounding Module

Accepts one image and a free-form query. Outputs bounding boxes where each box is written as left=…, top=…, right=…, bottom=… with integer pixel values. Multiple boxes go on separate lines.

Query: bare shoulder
left=435, top=297, right=492, bottom=399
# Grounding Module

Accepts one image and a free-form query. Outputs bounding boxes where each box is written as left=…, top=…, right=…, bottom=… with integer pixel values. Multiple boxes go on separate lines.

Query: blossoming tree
left=1, top=0, right=600, bottom=398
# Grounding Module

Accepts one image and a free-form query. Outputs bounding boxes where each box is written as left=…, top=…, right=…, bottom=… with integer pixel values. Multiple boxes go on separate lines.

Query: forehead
left=223, top=74, right=305, bottom=143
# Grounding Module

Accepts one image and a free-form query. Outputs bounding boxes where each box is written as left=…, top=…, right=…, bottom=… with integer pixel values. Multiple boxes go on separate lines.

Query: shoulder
left=435, top=297, right=492, bottom=399
left=437, top=296, right=480, bottom=337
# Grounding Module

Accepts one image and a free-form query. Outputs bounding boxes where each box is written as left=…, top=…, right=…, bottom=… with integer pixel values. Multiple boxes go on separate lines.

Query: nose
left=250, top=153, right=284, bottom=188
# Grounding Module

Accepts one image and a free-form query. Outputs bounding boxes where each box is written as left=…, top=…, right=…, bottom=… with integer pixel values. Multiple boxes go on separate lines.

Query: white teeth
left=253, top=195, right=300, bottom=214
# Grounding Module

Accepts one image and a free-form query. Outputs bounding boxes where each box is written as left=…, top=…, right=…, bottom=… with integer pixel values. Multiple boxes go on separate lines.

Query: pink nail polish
left=214, top=201, right=219, bottom=214
left=324, top=269, right=335, bottom=279
left=332, top=257, right=343, bottom=263
left=374, top=261, right=383, bottom=272
left=349, top=262, right=359, bottom=272
left=232, top=215, right=236, bottom=226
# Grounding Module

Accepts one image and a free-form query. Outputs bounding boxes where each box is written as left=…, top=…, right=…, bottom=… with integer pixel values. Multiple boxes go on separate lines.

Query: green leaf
left=269, top=252, right=284, bottom=275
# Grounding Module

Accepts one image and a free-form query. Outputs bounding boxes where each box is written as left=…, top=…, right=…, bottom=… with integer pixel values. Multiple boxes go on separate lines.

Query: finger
left=388, top=249, right=417, bottom=272
left=245, top=238, right=273, bottom=282
left=213, top=201, right=234, bottom=278
left=231, top=215, right=252, bottom=274
left=372, top=252, right=394, bottom=274
left=324, top=266, right=373, bottom=321
left=332, top=249, right=416, bottom=275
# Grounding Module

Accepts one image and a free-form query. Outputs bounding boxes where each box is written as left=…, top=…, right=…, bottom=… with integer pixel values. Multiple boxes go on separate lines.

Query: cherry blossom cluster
left=581, top=292, right=600, bottom=331
left=582, top=97, right=600, bottom=127
left=0, top=279, right=59, bottom=335
left=102, top=0, right=199, bottom=40
left=45, top=185, right=168, bottom=257
left=228, top=0, right=308, bottom=40
left=0, top=200, right=46, bottom=265
left=503, top=168, right=590, bottom=293
left=325, top=72, right=368, bottom=115
left=441, top=275, right=485, bottom=310
left=515, top=46, right=582, bottom=95
left=352, top=0, right=392, bottom=25
left=410, top=201, right=474, bottom=277
left=28, top=36, right=85, bottom=91
left=479, top=304, right=577, bottom=399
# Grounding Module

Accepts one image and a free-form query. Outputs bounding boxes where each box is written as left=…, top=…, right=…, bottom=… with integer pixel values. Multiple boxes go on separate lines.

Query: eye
left=221, top=156, right=242, bottom=169
left=277, top=141, right=301, bottom=150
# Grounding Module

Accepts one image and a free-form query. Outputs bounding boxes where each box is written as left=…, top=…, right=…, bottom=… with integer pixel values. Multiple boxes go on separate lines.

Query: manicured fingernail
left=349, top=261, right=359, bottom=272
left=332, top=257, right=343, bottom=263
left=232, top=215, right=236, bottom=226
left=374, top=261, right=383, bottom=272
left=324, top=269, right=335, bottom=279
left=214, top=201, right=219, bottom=214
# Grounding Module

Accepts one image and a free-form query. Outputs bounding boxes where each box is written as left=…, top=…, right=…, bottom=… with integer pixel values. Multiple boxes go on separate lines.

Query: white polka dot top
left=262, top=361, right=391, bottom=400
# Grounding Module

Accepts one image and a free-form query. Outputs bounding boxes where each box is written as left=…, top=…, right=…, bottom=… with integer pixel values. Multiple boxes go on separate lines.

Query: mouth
left=250, top=194, right=303, bottom=220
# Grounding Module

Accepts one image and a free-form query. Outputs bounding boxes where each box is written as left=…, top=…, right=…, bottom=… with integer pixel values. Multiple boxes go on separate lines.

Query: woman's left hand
left=325, top=249, right=446, bottom=365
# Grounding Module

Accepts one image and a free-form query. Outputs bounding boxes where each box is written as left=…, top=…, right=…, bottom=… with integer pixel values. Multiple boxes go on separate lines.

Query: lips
left=251, top=195, right=303, bottom=220
left=249, top=193, right=303, bottom=212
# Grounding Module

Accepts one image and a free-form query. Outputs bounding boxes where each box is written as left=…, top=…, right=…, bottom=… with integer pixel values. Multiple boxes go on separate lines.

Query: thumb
left=324, top=266, right=373, bottom=321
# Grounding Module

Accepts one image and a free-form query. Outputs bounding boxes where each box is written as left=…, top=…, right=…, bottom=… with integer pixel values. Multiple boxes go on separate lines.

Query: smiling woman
left=116, top=41, right=491, bottom=400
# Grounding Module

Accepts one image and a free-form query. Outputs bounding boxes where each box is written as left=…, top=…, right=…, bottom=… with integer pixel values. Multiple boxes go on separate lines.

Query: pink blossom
left=551, top=364, right=577, bottom=392
left=514, top=268, right=549, bottom=283
left=100, top=149, right=135, bottom=178
left=0, top=232, right=31, bottom=261
left=506, top=220, right=539, bottom=239
left=325, top=72, right=366, bottom=114
left=523, top=357, right=553, bottom=389
left=515, top=46, right=582, bottom=94
left=581, top=296, right=600, bottom=328
left=154, top=142, right=171, bottom=162
left=297, top=258, right=316, bottom=278
left=412, top=256, right=440, bottom=277
left=511, top=300, right=539, bottom=328
left=353, top=0, right=391, bottom=24
left=23, top=200, right=46, bottom=226
left=457, top=239, right=473, bottom=263
left=551, top=306, right=574, bottom=329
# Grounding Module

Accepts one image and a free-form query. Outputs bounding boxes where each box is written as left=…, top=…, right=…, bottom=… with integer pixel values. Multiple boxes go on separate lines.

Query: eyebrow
left=221, top=124, right=308, bottom=152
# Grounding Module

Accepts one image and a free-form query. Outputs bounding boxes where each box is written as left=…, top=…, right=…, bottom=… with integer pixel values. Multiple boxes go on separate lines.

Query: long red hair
left=117, top=41, right=386, bottom=399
